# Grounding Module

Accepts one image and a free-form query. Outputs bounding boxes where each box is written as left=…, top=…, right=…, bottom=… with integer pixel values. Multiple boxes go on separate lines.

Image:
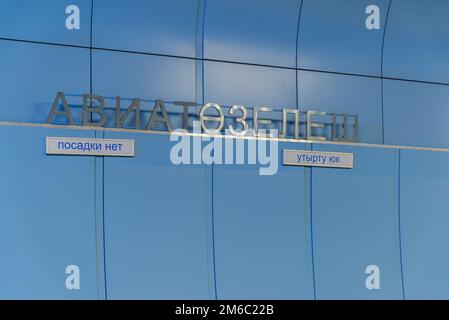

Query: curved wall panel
left=383, top=0, right=449, bottom=83
left=0, top=0, right=91, bottom=46
left=400, top=150, right=449, bottom=299
left=204, top=61, right=296, bottom=110
left=0, top=127, right=98, bottom=299
left=92, top=0, right=197, bottom=57
left=204, top=0, right=301, bottom=67
left=1, top=0, right=449, bottom=301
left=103, top=133, right=213, bottom=299
left=0, top=40, right=89, bottom=124
left=213, top=142, right=314, bottom=299
left=298, top=71, right=383, bottom=144
left=92, top=49, right=196, bottom=128
left=298, top=0, right=390, bottom=76
left=383, top=80, right=449, bottom=148
left=311, top=144, right=403, bottom=299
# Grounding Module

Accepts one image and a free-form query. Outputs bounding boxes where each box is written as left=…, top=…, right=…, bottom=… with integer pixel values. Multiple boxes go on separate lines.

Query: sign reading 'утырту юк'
left=283, top=150, right=353, bottom=169
left=46, top=92, right=359, bottom=142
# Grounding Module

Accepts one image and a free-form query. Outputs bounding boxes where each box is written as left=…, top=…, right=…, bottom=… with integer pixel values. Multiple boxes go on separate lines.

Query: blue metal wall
left=0, top=0, right=449, bottom=299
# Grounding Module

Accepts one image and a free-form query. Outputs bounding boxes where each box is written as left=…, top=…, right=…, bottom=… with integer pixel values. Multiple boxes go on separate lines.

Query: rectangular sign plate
left=283, top=149, right=353, bottom=169
left=46, top=137, right=135, bottom=157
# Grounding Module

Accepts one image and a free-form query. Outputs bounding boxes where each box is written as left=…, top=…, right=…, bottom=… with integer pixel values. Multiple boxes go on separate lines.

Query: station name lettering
left=47, top=92, right=359, bottom=142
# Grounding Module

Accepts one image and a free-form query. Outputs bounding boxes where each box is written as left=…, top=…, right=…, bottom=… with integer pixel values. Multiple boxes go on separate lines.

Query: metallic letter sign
left=46, top=137, right=135, bottom=157
left=283, top=150, right=353, bottom=169
left=47, top=92, right=359, bottom=143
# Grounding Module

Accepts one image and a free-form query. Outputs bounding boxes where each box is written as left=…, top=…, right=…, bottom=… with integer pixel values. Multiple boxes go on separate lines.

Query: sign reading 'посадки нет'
left=46, top=137, right=134, bottom=157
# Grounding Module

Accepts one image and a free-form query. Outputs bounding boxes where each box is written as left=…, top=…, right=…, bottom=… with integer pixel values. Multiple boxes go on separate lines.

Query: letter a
left=65, top=265, right=80, bottom=290
left=170, top=130, right=191, bottom=165
left=47, top=92, right=75, bottom=125
left=66, top=5, right=80, bottom=30
left=146, top=100, right=173, bottom=131
left=365, top=5, right=380, bottom=30
left=365, top=265, right=380, bottom=290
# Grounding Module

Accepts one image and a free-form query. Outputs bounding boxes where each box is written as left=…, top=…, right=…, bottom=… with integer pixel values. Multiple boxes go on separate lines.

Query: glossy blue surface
left=2, top=0, right=449, bottom=300
left=383, top=80, right=449, bottom=148
left=204, top=0, right=301, bottom=67
left=102, top=132, right=213, bottom=299
left=400, top=150, right=449, bottom=299
left=299, top=0, right=390, bottom=76
left=0, top=126, right=98, bottom=299
left=213, top=142, right=314, bottom=299
left=92, top=0, right=197, bottom=58
left=3, top=123, right=449, bottom=299
left=383, top=0, right=449, bottom=83
left=92, top=49, right=196, bottom=128
left=0, top=0, right=91, bottom=46
left=311, top=144, right=403, bottom=299
left=0, top=40, right=89, bottom=124
left=92, top=50, right=196, bottom=101
left=204, top=61, right=296, bottom=110
left=298, top=71, right=383, bottom=144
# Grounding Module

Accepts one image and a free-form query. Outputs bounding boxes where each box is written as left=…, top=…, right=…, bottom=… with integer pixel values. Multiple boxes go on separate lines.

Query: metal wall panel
left=0, top=40, right=90, bottom=124
left=383, top=80, right=449, bottom=148
left=400, top=149, right=449, bottom=299
left=0, top=126, right=98, bottom=299
left=204, top=0, right=301, bottom=67
left=298, top=71, right=383, bottom=144
left=204, top=61, right=297, bottom=110
left=311, top=144, right=403, bottom=299
left=92, top=49, right=196, bottom=129
left=0, top=0, right=91, bottom=46
left=92, top=0, right=197, bottom=57
left=383, top=0, right=449, bottom=83
left=213, top=142, right=314, bottom=299
left=102, top=132, right=213, bottom=299
left=299, top=0, right=389, bottom=76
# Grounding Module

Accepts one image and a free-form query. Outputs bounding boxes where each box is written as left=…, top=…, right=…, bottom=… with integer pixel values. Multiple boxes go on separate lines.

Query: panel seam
left=381, top=0, right=393, bottom=144
left=2, top=37, right=449, bottom=87
left=295, top=0, right=304, bottom=110
left=201, top=0, right=218, bottom=300
left=397, top=149, right=406, bottom=299
left=309, top=143, right=317, bottom=299
left=89, top=0, right=101, bottom=300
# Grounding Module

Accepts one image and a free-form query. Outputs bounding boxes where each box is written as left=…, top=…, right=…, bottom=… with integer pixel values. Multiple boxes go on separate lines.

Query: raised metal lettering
left=199, top=103, right=224, bottom=134
left=253, top=107, right=273, bottom=137
left=115, top=97, right=141, bottom=129
left=146, top=100, right=173, bottom=131
left=82, top=94, right=107, bottom=127
left=47, top=92, right=75, bottom=125
left=228, top=105, right=248, bottom=136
